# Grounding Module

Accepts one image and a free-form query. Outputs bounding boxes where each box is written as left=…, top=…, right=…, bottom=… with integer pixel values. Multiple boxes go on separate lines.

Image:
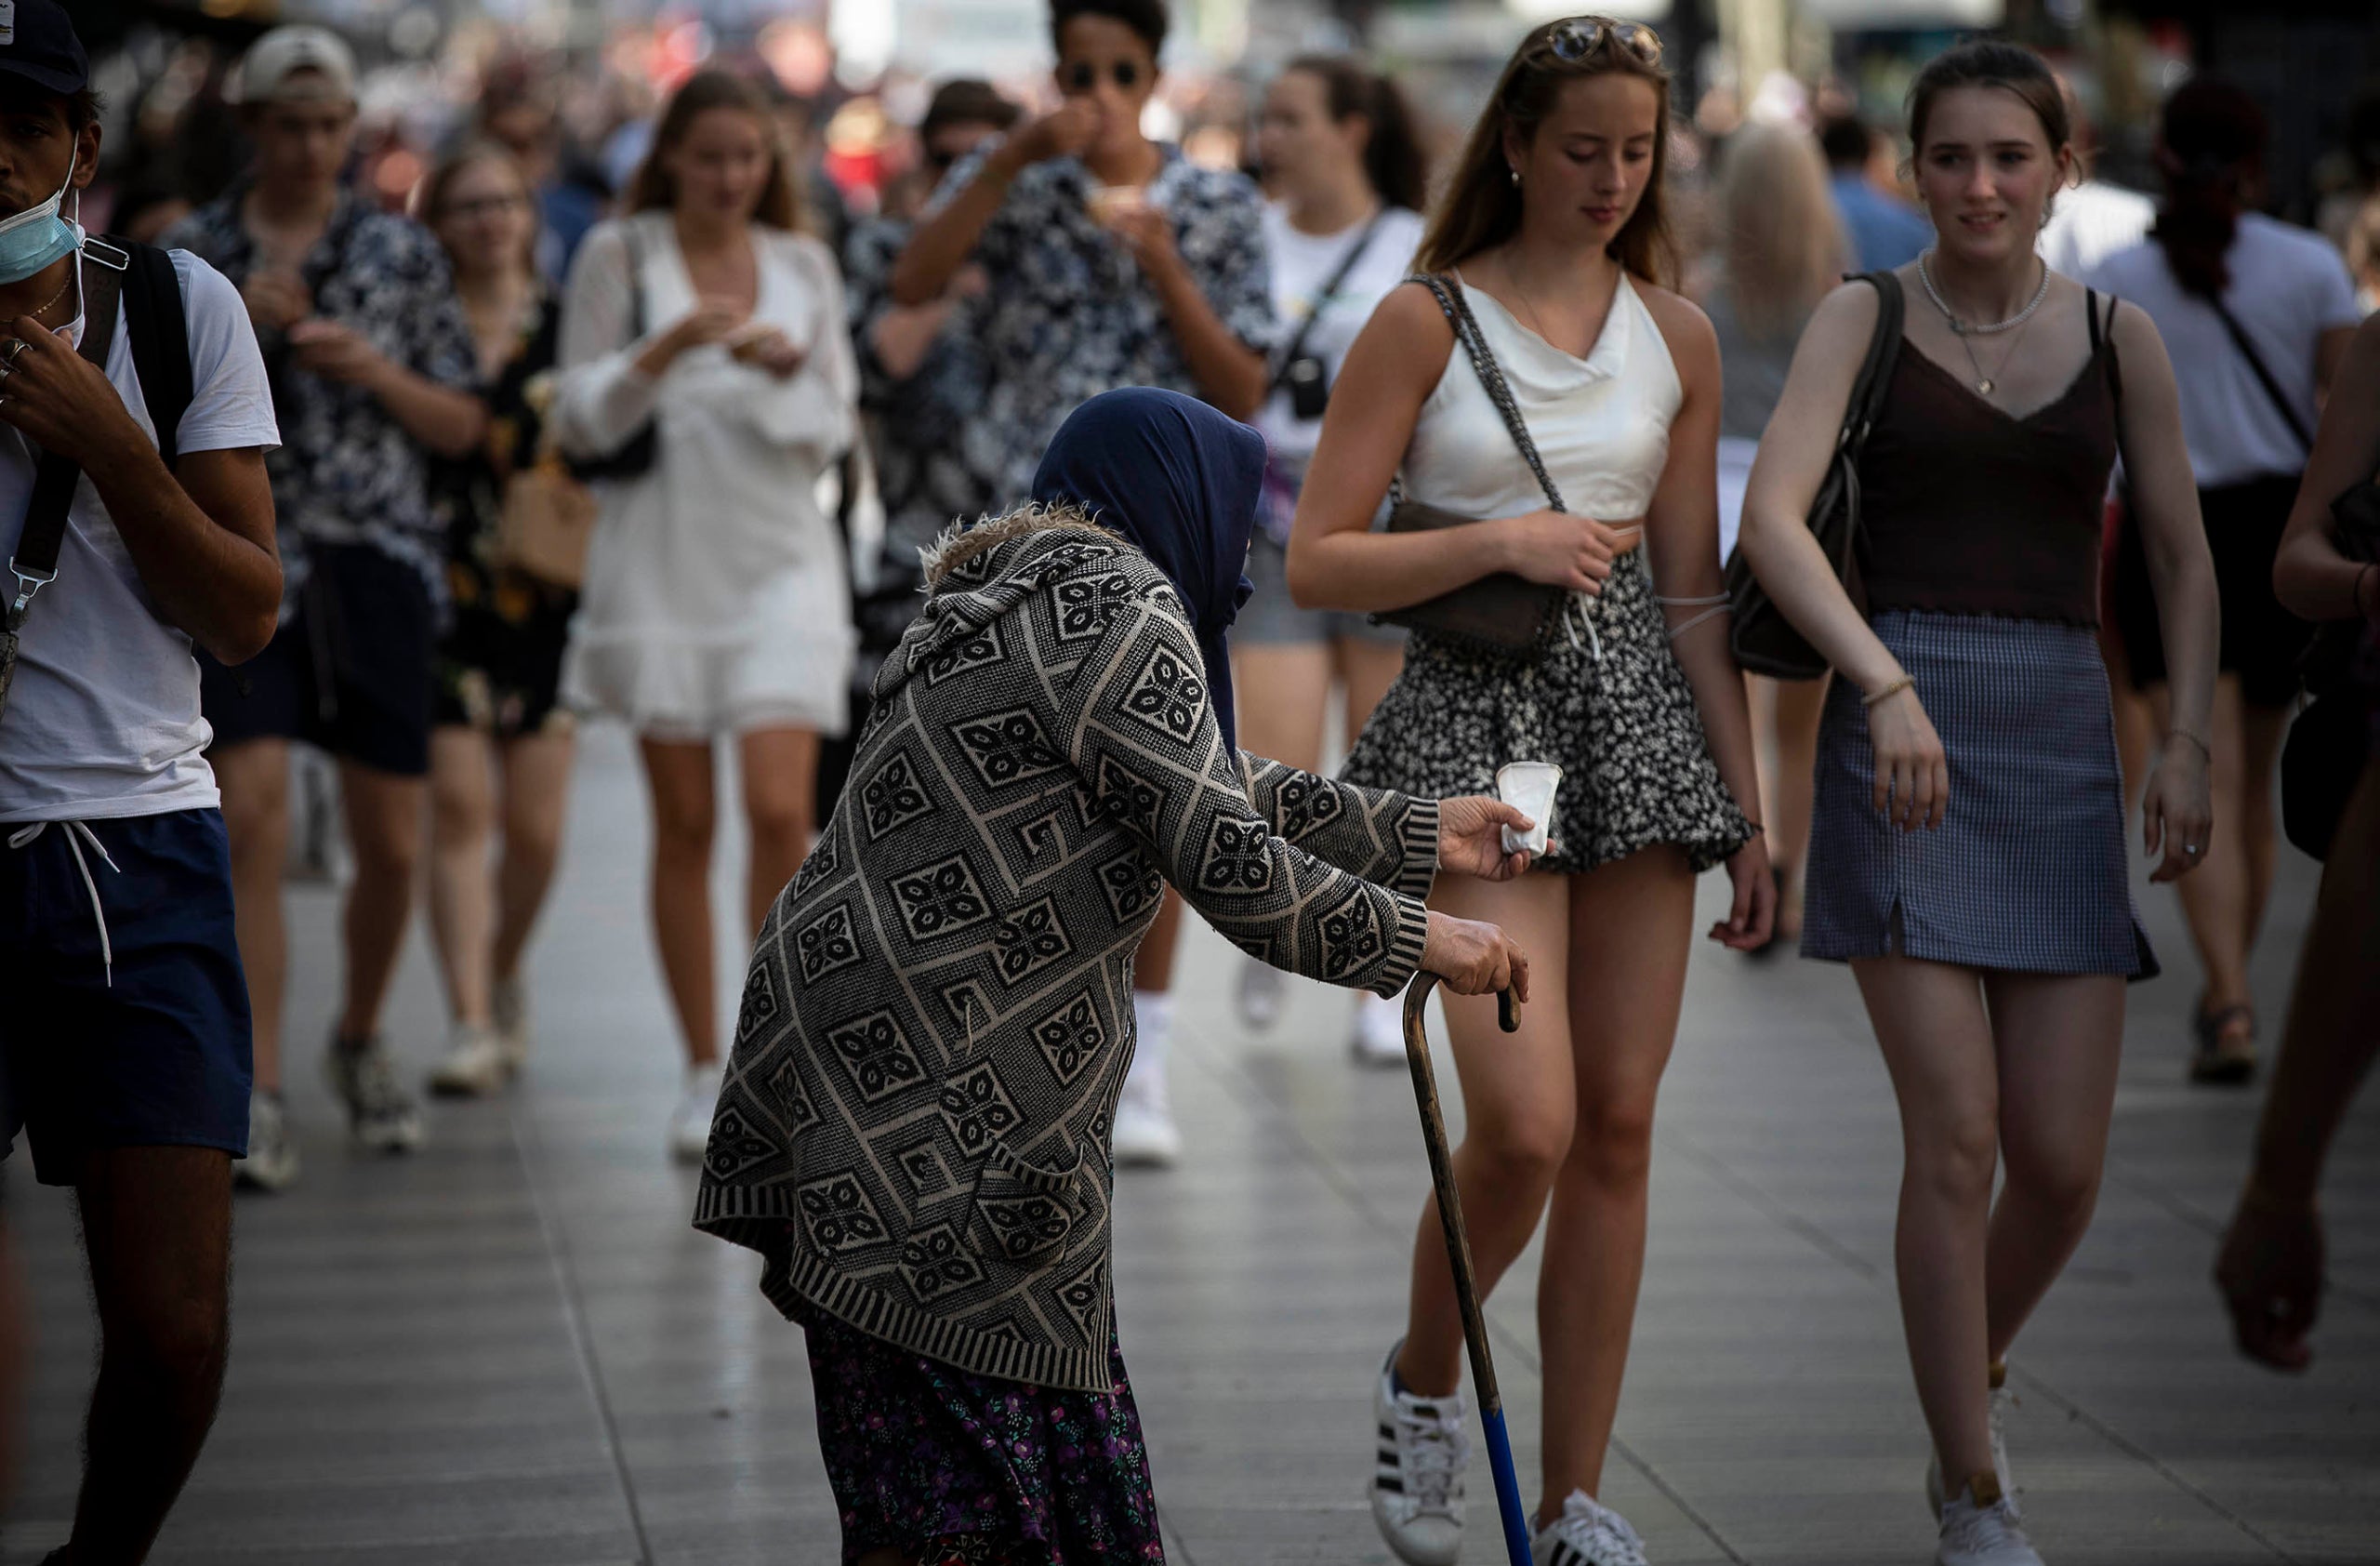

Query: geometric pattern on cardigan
left=693, top=515, right=1437, bottom=1392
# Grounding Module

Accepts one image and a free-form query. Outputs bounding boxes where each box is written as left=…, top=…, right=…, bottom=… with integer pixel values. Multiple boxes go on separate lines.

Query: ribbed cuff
left=1368, top=889, right=1432, bottom=999
left=1394, top=796, right=1441, bottom=900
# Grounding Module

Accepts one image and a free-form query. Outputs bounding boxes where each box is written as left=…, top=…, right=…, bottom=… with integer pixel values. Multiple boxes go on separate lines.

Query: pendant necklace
left=1918, top=250, right=2048, bottom=397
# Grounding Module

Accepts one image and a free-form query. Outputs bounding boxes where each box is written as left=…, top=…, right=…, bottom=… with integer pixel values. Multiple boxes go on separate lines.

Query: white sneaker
left=1368, top=1344, right=1468, bottom=1566
left=1533, top=1491, right=1650, bottom=1566
left=1927, top=1377, right=2017, bottom=1519
left=492, top=976, right=532, bottom=1073
left=1236, top=957, right=1285, bottom=1032
left=429, top=1023, right=509, bottom=1097
left=324, top=1033, right=425, bottom=1153
left=1937, top=1479, right=2042, bottom=1566
left=233, top=1091, right=300, bottom=1191
left=1110, top=1058, right=1181, bottom=1167
left=669, top=1064, right=725, bottom=1164
left=1351, top=990, right=1408, bottom=1068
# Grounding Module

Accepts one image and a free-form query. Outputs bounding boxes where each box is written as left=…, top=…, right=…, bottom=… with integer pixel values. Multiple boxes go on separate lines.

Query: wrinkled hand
left=1436, top=795, right=1540, bottom=882
left=2215, top=1183, right=2322, bottom=1372
left=1867, top=683, right=1947, bottom=832
left=0, top=320, right=148, bottom=471
left=1421, top=910, right=1530, bottom=1002
left=1500, top=510, right=1645, bottom=597
left=241, top=268, right=311, bottom=333
left=1710, top=833, right=1777, bottom=949
left=2143, top=735, right=2215, bottom=883
left=286, top=318, right=388, bottom=387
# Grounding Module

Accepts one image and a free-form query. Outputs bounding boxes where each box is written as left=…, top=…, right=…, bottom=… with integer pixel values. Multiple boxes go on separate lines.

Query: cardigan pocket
left=967, top=1135, right=1089, bottom=1266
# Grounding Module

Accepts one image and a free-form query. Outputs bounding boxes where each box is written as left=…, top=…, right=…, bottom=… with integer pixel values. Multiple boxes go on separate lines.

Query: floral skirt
left=803, top=1311, right=1166, bottom=1566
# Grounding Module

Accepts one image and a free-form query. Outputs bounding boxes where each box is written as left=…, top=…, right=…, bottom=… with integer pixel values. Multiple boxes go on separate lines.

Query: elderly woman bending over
left=694, top=388, right=1531, bottom=1566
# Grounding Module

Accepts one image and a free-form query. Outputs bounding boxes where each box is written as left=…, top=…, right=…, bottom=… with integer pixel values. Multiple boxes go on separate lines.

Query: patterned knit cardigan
left=693, top=511, right=1439, bottom=1392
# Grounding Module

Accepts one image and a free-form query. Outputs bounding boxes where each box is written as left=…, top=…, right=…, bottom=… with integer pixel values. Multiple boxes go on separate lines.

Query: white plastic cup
left=1495, top=761, right=1563, bottom=856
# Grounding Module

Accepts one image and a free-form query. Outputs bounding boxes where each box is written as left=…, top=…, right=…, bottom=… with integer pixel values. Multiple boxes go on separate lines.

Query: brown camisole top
left=1854, top=291, right=2122, bottom=626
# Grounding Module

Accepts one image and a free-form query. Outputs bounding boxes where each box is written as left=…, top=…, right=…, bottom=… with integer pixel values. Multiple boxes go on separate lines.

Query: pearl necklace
left=1918, top=250, right=2049, bottom=396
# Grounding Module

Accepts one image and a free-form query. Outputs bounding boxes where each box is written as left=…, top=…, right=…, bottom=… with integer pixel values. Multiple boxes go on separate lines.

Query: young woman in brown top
left=1740, top=43, right=2217, bottom=1566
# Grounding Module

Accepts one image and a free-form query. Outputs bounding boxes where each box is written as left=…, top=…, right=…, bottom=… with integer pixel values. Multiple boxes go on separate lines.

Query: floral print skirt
left=1342, top=551, right=1753, bottom=875
left=803, top=1310, right=1166, bottom=1565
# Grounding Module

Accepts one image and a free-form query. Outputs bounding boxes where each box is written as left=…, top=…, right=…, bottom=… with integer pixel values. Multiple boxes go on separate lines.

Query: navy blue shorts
left=0, top=808, right=253, bottom=1186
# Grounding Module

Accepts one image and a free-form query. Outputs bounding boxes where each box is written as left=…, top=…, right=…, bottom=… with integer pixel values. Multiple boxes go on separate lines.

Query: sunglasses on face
left=1064, top=59, right=1143, bottom=94
left=1535, top=16, right=1664, bottom=68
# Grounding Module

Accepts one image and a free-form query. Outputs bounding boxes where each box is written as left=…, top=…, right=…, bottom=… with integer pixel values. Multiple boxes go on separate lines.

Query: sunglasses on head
left=1534, top=16, right=1664, bottom=68
left=1064, top=59, right=1143, bottom=94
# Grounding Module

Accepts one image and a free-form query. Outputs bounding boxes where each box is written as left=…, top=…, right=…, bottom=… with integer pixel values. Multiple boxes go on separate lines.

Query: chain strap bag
left=1724, top=271, right=1905, bottom=681
left=1376, top=273, right=1572, bottom=657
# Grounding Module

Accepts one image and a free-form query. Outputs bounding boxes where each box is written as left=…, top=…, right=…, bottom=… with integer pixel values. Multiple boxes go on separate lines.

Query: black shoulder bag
left=565, top=221, right=659, bottom=483
left=1725, top=271, right=1904, bottom=681
left=1, top=252, right=132, bottom=732
left=1275, top=210, right=1387, bottom=420
left=1375, top=273, right=1571, bottom=657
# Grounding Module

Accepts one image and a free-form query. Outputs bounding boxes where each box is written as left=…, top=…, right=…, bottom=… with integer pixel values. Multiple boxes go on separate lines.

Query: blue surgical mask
left=0, top=149, right=80, bottom=286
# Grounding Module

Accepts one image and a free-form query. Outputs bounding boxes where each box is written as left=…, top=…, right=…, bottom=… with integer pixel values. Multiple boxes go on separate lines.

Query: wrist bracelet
left=1861, top=675, right=1915, bottom=708
left=2171, top=728, right=2212, bottom=762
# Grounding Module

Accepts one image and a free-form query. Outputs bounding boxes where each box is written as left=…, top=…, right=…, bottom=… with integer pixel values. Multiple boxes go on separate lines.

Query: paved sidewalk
left=5, top=725, right=2373, bottom=1564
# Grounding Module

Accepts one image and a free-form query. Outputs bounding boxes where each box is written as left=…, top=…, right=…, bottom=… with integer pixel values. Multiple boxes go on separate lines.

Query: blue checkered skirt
left=1802, top=611, right=2156, bottom=978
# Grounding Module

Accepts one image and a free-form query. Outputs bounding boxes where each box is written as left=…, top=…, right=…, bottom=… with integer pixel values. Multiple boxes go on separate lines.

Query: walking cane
left=1402, top=971, right=1533, bottom=1566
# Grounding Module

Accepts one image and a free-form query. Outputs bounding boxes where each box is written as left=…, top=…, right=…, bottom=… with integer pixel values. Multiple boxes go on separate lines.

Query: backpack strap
left=94, top=235, right=194, bottom=469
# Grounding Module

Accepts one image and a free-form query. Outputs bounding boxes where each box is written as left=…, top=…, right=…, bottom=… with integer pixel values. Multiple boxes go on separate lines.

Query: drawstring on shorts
left=7, top=820, right=121, bottom=987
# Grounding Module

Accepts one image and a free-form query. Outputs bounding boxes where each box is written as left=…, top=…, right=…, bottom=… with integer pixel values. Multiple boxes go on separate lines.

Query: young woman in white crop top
left=1286, top=20, right=1768, bottom=1565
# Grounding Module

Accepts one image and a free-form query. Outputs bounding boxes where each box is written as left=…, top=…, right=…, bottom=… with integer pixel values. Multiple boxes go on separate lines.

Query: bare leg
left=738, top=726, right=820, bottom=941
left=1536, top=847, right=1695, bottom=1511
left=2099, top=619, right=2154, bottom=809
left=491, top=728, right=575, bottom=985
left=336, top=762, right=427, bottom=1042
left=2238, top=701, right=2289, bottom=968
left=65, top=1148, right=233, bottom=1566
left=640, top=737, right=720, bottom=1068
left=1233, top=643, right=1332, bottom=775
left=2156, top=679, right=2256, bottom=1049
left=1767, top=674, right=1826, bottom=938
left=1334, top=636, right=1406, bottom=750
left=1395, top=871, right=1574, bottom=1397
left=211, top=740, right=289, bottom=1093
left=1855, top=956, right=2001, bottom=1485
left=426, top=727, right=497, bottom=1028
left=1980, top=973, right=2126, bottom=1362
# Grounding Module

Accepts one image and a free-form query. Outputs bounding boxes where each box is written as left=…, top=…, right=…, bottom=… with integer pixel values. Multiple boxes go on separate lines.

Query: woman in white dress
left=552, top=71, right=858, bottom=1159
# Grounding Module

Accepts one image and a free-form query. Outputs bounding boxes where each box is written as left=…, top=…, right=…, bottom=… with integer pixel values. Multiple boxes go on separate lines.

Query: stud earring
left=1509, top=167, right=1521, bottom=187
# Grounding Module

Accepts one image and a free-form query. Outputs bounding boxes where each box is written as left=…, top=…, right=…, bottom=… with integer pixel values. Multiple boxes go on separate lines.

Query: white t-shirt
left=2038, top=179, right=2155, bottom=281
left=2087, top=214, right=2361, bottom=487
left=1253, top=203, right=1426, bottom=465
left=0, top=249, right=280, bottom=825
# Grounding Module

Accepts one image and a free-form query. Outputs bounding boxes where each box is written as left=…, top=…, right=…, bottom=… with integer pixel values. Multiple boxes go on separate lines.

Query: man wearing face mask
left=165, top=27, right=485, bottom=1188
left=890, top=0, right=1277, bottom=1163
left=0, top=4, right=284, bottom=1560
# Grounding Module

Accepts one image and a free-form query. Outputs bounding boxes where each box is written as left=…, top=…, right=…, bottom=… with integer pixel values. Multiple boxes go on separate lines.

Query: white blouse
left=551, top=212, right=859, bottom=739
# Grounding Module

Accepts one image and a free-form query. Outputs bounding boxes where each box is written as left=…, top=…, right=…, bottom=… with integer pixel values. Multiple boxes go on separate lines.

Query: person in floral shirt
left=889, top=0, right=1279, bottom=1165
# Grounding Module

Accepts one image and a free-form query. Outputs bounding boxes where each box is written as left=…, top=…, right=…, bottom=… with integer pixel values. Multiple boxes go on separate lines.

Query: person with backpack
left=1739, top=42, right=2217, bottom=1565
left=2089, top=78, right=2364, bottom=1084
left=0, top=5, right=284, bottom=1559
left=165, top=26, right=486, bottom=1187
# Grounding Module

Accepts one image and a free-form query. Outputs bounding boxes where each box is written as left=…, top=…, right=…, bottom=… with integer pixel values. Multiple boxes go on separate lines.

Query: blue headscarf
left=1030, top=389, right=1264, bottom=752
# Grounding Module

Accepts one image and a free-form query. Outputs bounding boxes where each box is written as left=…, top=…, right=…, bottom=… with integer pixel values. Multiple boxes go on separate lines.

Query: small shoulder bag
left=1376, top=273, right=1571, bottom=657
left=565, top=221, right=659, bottom=484
left=1724, top=271, right=1905, bottom=681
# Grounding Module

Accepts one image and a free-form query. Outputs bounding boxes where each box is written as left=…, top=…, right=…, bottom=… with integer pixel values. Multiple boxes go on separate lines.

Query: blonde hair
left=1715, top=123, right=1843, bottom=338
left=626, top=71, right=804, bottom=233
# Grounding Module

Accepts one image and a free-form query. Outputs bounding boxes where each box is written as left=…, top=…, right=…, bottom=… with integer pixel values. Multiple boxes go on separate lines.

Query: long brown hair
left=2150, top=77, right=2267, bottom=299
left=1417, top=19, right=1675, bottom=284
left=1716, top=122, right=1841, bottom=338
left=1284, top=55, right=1429, bottom=216
left=415, top=139, right=541, bottom=282
left=626, top=71, right=804, bottom=232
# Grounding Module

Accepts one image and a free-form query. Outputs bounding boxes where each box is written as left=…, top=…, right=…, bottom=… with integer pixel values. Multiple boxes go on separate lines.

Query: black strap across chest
left=7, top=255, right=127, bottom=617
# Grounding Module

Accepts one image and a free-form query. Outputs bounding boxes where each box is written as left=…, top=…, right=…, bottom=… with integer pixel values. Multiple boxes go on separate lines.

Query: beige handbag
left=494, top=448, right=597, bottom=590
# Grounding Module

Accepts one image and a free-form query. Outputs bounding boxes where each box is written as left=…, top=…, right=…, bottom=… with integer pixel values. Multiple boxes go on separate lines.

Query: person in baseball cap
left=0, top=0, right=89, bottom=98
left=232, top=24, right=358, bottom=107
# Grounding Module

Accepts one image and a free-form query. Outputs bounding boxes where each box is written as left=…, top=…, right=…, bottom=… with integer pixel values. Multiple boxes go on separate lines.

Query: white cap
left=235, top=26, right=358, bottom=107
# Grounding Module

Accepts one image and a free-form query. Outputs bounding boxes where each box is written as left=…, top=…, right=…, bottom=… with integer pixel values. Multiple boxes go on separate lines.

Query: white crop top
left=1401, top=272, right=1683, bottom=525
